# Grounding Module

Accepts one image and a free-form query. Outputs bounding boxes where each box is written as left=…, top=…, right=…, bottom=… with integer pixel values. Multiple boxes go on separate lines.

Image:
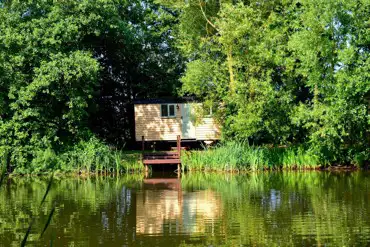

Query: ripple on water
left=1, top=172, right=370, bottom=246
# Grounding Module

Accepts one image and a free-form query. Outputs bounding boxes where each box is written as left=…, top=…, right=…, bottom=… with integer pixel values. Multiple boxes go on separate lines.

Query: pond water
left=1, top=171, right=370, bottom=246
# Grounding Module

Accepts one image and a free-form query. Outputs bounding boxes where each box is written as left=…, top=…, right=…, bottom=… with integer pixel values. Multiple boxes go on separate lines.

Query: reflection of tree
left=1, top=172, right=370, bottom=246
left=181, top=172, right=370, bottom=246
left=0, top=175, right=142, bottom=246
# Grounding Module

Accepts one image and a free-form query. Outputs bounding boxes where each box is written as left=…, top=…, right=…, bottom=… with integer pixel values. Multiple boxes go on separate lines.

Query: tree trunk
left=227, top=46, right=235, bottom=95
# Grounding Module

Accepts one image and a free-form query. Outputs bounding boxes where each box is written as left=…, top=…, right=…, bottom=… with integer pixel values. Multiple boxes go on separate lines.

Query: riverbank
left=0, top=138, right=144, bottom=175
left=181, top=142, right=369, bottom=172
left=1, top=140, right=368, bottom=175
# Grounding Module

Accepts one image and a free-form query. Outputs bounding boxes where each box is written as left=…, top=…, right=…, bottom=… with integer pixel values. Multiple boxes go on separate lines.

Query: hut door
left=181, top=104, right=196, bottom=139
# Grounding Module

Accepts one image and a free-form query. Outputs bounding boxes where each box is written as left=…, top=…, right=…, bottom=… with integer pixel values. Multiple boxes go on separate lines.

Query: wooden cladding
left=134, top=103, right=220, bottom=141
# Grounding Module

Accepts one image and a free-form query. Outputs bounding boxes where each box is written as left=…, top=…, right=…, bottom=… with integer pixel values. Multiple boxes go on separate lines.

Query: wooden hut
left=134, top=98, right=220, bottom=142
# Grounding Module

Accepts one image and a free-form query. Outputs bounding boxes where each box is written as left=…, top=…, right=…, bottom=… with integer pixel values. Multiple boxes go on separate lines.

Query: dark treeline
left=0, top=0, right=369, bottom=173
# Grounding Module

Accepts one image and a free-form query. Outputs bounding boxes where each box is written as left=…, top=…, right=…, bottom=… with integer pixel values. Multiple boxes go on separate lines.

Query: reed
left=182, top=142, right=321, bottom=172
left=60, top=148, right=144, bottom=175
left=12, top=137, right=144, bottom=175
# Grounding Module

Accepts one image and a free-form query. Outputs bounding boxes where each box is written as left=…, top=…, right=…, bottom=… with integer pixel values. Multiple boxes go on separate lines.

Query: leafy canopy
left=158, top=0, right=370, bottom=163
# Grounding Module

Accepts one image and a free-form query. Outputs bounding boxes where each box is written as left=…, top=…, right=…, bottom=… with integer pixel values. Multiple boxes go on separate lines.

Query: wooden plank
left=143, top=158, right=180, bottom=162
left=144, top=154, right=179, bottom=159
left=143, top=152, right=179, bottom=156
left=171, top=147, right=188, bottom=150
left=144, top=157, right=179, bottom=161
left=143, top=159, right=181, bottom=165
left=143, top=178, right=180, bottom=184
left=144, top=158, right=180, bottom=161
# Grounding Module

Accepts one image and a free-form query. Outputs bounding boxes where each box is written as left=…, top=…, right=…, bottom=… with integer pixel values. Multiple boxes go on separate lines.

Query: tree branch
left=198, top=0, right=218, bottom=31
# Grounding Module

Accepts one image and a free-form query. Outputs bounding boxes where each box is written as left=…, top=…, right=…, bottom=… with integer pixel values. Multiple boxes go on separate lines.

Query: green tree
left=289, top=0, right=370, bottom=161
left=0, top=0, right=183, bottom=172
left=161, top=0, right=370, bottom=162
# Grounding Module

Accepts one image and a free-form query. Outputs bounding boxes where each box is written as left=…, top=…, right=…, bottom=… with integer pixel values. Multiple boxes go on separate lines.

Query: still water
left=0, top=171, right=370, bottom=246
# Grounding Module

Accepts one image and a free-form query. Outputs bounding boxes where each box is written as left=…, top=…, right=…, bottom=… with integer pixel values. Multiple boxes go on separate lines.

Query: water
left=1, top=171, right=370, bottom=246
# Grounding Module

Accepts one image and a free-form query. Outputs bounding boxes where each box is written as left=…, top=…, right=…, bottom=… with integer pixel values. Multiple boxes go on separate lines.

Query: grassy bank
left=0, top=137, right=144, bottom=175
left=2, top=138, right=368, bottom=175
left=181, top=142, right=369, bottom=172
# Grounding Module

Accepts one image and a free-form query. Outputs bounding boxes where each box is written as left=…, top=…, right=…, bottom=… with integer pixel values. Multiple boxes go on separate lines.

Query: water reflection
left=136, top=177, right=222, bottom=236
left=0, top=172, right=370, bottom=246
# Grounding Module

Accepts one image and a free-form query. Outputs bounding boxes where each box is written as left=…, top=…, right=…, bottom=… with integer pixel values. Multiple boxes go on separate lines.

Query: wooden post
left=142, top=136, right=145, bottom=152
left=177, top=135, right=181, bottom=157
left=142, top=136, right=147, bottom=177
left=177, top=135, right=181, bottom=176
left=145, top=164, right=149, bottom=178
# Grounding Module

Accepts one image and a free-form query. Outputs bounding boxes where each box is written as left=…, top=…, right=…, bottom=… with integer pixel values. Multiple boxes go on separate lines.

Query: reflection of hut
left=136, top=178, right=222, bottom=235
left=134, top=98, right=220, bottom=141
left=181, top=190, right=222, bottom=234
left=136, top=178, right=182, bottom=235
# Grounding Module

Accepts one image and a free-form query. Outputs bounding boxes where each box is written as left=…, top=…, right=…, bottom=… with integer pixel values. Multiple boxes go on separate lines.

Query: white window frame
left=161, top=104, right=176, bottom=118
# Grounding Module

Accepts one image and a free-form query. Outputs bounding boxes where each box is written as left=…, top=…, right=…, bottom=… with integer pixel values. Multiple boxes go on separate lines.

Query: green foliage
left=163, top=0, right=369, bottom=164
left=0, top=0, right=183, bottom=172
left=0, top=0, right=107, bottom=170
left=182, top=142, right=324, bottom=171
left=0, top=0, right=368, bottom=172
left=59, top=137, right=143, bottom=174
left=183, top=141, right=370, bottom=171
left=7, top=136, right=143, bottom=174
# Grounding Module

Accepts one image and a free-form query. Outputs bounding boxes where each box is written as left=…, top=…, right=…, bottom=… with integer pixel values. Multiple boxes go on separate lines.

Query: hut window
left=161, top=104, right=176, bottom=117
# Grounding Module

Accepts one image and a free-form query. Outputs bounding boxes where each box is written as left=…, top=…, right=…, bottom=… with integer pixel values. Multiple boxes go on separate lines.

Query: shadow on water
left=1, top=171, right=370, bottom=246
left=150, top=165, right=180, bottom=173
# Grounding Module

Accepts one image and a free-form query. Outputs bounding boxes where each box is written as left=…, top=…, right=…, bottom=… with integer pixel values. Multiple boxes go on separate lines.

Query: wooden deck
left=142, top=135, right=182, bottom=174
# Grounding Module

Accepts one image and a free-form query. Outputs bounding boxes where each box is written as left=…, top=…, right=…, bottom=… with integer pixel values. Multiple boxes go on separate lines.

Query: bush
left=0, top=136, right=143, bottom=175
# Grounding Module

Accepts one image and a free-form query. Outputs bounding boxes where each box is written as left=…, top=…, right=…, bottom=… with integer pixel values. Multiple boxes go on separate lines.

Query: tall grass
left=12, top=137, right=144, bottom=175
left=181, top=142, right=321, bottom=172
left=59, top=138, right=144, bottom=174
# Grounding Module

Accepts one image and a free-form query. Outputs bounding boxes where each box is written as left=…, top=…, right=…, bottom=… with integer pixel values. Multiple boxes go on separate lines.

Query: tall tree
left=289, top=0, right=370, bottom=160
left=0, top=0, right=183, bottom=170
left=88, top=1, right=184, bottom=145
left=159, top=0, right=370, bottom=161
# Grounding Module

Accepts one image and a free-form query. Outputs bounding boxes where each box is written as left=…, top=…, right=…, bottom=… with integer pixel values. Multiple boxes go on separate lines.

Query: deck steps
left=143, top=159, right=181, bottom=165
left=142, top=135, right=182, bottom=174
